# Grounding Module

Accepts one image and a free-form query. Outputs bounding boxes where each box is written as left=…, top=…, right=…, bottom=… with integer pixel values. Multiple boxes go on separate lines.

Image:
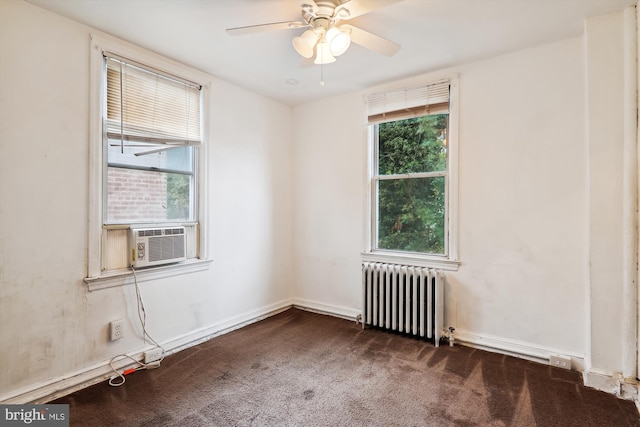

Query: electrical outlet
left=144, top=348, right=163, bottom=364
left=109, top=319, right=124, bottom=341
left=549, top=354, right=571, bottom=370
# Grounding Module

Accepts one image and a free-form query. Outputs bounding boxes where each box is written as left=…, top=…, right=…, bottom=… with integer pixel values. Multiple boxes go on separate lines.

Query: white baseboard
left=291, top=298, right=361, bottom=321
left=0, top=299, right=295, bottom=404
left=449, top=328, right=585, bottom=371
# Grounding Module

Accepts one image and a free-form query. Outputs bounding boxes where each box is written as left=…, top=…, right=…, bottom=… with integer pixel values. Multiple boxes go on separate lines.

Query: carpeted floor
left=53, top=308, right=640, bottom=426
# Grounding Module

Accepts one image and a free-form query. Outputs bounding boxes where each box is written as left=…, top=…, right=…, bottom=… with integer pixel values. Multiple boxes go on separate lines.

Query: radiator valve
left=448, top=327, right=456, bottom=347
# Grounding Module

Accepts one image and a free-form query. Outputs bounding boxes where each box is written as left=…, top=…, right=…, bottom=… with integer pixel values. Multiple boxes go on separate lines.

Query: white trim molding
left=291, top=298, right=361, bottom=321
left=621, top=4, right=638, bottom=381
left=84, top=259, right=213, bottom=291
left=361, top=251, right=460, bottom=271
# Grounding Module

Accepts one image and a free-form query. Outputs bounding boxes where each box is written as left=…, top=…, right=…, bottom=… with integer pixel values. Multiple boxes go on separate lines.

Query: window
left=104, top=56, right=200, bottom=224
left=87, top=34, right=210, bottom=286
left=365, top=78, right=459, bottom=268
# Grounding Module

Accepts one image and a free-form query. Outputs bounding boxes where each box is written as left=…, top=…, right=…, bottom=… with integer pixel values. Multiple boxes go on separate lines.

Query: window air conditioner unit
left=129, top=227, right=186, bottom=268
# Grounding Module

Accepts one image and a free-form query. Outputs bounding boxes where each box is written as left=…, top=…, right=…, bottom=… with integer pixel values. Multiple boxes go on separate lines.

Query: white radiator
left=362, top=262, right=444, bottom=347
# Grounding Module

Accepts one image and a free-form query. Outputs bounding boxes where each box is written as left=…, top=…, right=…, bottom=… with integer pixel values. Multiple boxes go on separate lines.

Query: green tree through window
left=376, top=114, right=448, bottom=254
left=167, top=173, right=191, bottom=219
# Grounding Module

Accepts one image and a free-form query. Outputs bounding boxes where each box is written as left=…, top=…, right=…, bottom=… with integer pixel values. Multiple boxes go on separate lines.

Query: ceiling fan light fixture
left=326, top=26, right=350, bottom=56
left=314, top=41, right=336, bottom=64
left=228, top=1, right=402, bottom=69
left=292, top=29, right=317, bottom=58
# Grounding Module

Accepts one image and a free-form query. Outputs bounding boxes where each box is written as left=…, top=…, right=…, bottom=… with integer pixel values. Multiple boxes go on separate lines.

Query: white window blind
left=105, top=55, right=201, bottom=146
left=367, top=80, right=450, bottom=124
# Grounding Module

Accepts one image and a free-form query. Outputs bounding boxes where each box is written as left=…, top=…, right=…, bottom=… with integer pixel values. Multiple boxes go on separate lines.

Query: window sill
left=84, top=258, right=213, bottom=292
left=361, top=251, right=460, bottom=271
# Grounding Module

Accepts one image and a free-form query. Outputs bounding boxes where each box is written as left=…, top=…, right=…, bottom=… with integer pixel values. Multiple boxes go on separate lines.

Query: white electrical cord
left=131, top=265, right=165, bottom=352
left=108, top=265, right=166, bottom=387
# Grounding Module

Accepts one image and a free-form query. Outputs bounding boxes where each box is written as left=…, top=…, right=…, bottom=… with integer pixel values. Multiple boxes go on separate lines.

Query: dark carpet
left=53, top=308, right=640, bottom=426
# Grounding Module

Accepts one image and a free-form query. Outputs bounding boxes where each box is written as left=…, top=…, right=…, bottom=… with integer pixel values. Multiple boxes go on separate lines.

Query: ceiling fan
left=226, top=0, right=402, bottom=65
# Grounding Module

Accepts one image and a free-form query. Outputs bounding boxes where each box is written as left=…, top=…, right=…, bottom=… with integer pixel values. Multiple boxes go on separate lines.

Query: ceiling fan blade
left=343, top=24, right=400, bottom=56
left=226, top=21, right=307, bottom=36
left=338, top=0, right=403, bottom=19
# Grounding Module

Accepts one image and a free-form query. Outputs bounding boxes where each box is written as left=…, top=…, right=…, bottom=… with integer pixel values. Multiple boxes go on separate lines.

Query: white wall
left=452, top=37, right=588, bottom=357
left=0, top=0, right=294, bottom=401
left=293, top=37, right=589, bottom=360
left=291, top=91, right=367, bottom=317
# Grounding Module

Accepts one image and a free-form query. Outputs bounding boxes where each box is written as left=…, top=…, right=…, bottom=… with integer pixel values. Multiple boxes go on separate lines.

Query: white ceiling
left=27, top=0, right=634, bottom=106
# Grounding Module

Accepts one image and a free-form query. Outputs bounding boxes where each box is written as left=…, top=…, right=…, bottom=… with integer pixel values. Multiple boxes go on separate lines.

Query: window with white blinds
left=101, top=53, right=203, bottom=271
left=87, top=35, right=211, bottom=283
left=366, top=78, right=458, bottom=262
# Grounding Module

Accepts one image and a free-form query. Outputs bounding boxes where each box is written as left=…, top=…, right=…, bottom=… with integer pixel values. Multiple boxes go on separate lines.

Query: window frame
left=362, top=75, right=460, bottom=271
left=86, top=34, right=211, bottom=287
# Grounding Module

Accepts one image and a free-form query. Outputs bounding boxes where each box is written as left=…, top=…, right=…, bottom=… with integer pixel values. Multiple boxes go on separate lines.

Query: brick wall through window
left=107, top=168, right=169, bottom=223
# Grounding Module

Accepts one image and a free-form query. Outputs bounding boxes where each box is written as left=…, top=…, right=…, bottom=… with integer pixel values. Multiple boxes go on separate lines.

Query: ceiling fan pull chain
left=320, top=63, right=325, bottom=87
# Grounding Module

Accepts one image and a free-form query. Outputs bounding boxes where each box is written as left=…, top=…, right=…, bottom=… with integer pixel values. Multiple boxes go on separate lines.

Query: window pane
left=377, top=177, right=445, bottom=254
left=107, top=139, right=194, bottom=173
left=378, top=114, right=448, bottom=175
left=107, top=168, right=192, bottom=223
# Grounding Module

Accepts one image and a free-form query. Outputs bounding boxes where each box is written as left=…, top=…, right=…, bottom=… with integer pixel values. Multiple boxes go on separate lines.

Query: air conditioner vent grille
left=148, top=235, right=185, bottom=262
left=166, top=228, right=185, bottom=235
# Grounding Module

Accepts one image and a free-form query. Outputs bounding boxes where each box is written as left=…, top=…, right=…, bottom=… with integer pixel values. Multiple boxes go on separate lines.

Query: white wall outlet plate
left=109, top=319, right=124, bottom=341
left=549, top=354, right=572, bottom=370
